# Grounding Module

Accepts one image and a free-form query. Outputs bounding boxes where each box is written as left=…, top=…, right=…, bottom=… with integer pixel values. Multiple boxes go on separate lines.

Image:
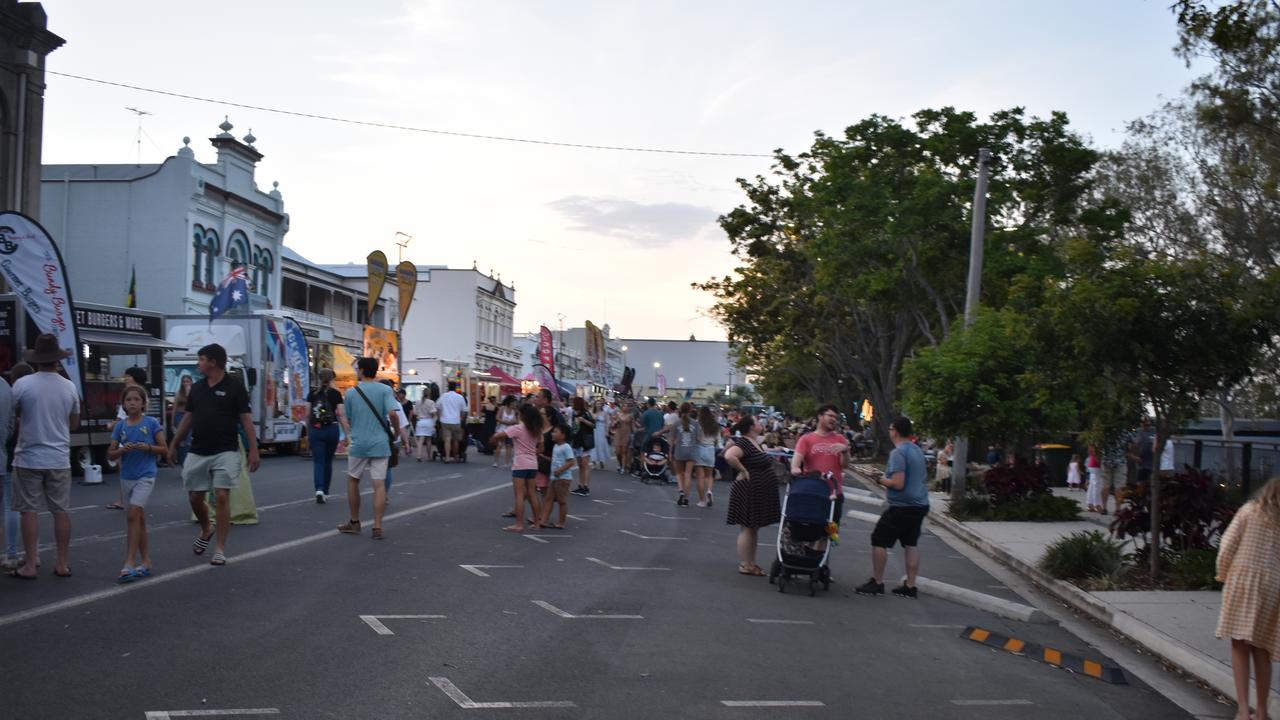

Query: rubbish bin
left=1034, top=443, right=1073, bottom=487
left=82, top=463, right=103, bottom=485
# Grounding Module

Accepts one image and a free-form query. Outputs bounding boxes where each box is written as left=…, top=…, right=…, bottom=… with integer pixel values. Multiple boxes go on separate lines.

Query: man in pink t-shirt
left=791, top=405, right=849, bottom=522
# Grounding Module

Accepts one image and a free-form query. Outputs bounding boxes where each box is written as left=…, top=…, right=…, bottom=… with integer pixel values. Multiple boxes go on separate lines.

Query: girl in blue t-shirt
left=107, top=385, right=167, bottom=583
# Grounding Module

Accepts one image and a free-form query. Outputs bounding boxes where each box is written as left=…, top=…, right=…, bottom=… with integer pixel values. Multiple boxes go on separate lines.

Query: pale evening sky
left=40, top=1, right=1197, bottom=340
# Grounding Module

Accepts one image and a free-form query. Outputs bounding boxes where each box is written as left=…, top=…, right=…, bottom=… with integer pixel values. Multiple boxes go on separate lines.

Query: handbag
left=354, top=385, right=399, bottom=468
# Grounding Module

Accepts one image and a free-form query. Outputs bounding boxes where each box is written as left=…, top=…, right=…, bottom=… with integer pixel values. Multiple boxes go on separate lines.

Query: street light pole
left=951, top=148, right=990, bottom=503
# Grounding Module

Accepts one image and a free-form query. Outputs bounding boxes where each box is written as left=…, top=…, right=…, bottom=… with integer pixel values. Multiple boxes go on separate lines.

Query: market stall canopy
left=79, top=329, right=186, bottom=350
left=486, top=365, right=522, bottom=388
left=556, top=378, right=577, bottom=397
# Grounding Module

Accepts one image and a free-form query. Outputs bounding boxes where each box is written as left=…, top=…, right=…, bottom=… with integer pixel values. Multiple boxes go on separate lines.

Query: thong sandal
left=193, top=530, right=215, bottom=555
left=7, top=569, right=36, bottom=580
left=737, top=563, right=765, bottom=576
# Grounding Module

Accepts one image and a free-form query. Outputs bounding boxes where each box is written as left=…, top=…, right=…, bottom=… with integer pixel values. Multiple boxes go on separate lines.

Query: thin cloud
left=547, top=195, right=719, bottom=246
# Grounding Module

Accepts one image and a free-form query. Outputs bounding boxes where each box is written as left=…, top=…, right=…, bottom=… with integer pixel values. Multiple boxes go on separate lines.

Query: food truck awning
left=79, top=329, right=186, bottom=350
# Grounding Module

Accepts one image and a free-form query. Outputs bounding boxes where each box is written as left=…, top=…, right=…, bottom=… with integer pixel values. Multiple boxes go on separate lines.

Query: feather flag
left=125, top=266, right=137, bottom=308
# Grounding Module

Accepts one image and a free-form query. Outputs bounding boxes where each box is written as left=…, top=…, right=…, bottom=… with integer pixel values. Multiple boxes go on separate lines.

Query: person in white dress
left=590, top=398, right=612, bottom=469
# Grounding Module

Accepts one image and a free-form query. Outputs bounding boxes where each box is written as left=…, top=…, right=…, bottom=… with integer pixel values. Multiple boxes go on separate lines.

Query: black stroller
left=637, top=435, right=673, bottom=485
left=769, top=472, right=838, bottom=596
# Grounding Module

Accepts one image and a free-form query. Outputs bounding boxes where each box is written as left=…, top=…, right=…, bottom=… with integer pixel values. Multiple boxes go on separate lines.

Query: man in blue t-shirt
left=337, top=357, right=404, bottom=541
left=856, top=416, right=929, bottom=599
left=639, top=398, right=666, bottom=443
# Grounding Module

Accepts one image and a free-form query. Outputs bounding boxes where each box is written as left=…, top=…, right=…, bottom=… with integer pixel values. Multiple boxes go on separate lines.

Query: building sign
left=362, top=325, right=399, bottom=382
left=73, top=306, right=162, bottom=337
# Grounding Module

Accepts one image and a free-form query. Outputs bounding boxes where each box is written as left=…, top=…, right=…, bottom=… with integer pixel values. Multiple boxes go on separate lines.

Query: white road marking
left=0, top=483, right=509, bottom=629
left=644, top=512, right=699, bottom=520
left=909, top=624, right=967, bottom=629
left=429, top=676, right=576, bottom=709
left=144, top=710, right=280, bottom=719
left=622, top=527, right=691, bottom=538
left=531, top=600, right=643, bottom=620
left=522, top=534, right=573, bottom=544
left=566, top=514, right=604, bottom=521
left=591, top=498, right=619, bottom=505
left=720, top=700, right=825, bottom=707
left=746, top=619, right=815, bottom=625
left=459, top=564, right=523, bottom=577
left=845, top=509, right=883, bottom=524
left=950, top=700, right=1033, bottom=706
left=612, top=488, right=634, bottom=494
left=585, top=557, right=671, bottom=571
left=359, top=614, right=447, bottom=635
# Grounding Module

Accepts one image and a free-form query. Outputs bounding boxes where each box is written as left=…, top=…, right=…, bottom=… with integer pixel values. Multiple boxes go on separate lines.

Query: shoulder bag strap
left=354, top=385, right=396, bottom=443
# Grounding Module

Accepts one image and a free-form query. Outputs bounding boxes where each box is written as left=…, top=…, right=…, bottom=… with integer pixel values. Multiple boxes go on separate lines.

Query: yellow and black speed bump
left=961, top=626, right=1127, bottom=685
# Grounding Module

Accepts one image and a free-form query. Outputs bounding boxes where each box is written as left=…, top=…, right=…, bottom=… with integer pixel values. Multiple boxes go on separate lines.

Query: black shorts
left=870, top=505, right=929, bottom=548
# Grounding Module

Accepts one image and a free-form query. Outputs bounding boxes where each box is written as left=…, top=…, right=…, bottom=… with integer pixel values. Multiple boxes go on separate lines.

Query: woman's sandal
left=738, top=563, right=765, bottom=576
left=501, top=525, right=525, bottom=533
left=209, top=552, right=227, bottom=566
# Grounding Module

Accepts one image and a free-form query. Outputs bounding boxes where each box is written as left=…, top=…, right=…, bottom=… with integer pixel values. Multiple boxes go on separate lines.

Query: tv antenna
left=394, top=231, right=413, bottom=263
left=125, top=106, right=152, bottom=166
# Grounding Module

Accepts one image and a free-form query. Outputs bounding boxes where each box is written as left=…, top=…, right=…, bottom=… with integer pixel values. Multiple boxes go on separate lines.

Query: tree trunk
left=1218, top=392, right=1237, bottom=486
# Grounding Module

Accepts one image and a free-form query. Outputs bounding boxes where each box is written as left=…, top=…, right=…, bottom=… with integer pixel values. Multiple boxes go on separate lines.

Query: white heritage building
left=41, top=118, right=288, bottom=316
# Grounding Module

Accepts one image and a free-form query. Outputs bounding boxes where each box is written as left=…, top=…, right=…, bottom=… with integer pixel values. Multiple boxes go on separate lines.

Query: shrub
left=983, top=460, right=1049, bottom=507
left=1040, top=530, right=1125, bottom=582
left=948, top=493, right=992, bottom=521
left=991, top=493, right=1081, bottom=522
left=1169, top=548, right=1221, bottom=590
left=1110, top=468, right=1238, bottom=560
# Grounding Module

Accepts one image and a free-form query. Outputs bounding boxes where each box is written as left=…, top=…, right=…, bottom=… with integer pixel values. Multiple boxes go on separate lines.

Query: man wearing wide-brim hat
left=8, top=333, right=81, bottom=580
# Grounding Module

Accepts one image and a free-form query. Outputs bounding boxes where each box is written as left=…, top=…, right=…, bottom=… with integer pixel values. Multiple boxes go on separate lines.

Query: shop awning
left=79, top=329, right=186, bottom=350
left=486, top=365, right=522, bottom=388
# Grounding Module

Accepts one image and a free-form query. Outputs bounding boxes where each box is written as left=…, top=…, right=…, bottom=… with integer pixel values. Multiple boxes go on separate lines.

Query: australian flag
left=209, top=266, right=249, bottom=323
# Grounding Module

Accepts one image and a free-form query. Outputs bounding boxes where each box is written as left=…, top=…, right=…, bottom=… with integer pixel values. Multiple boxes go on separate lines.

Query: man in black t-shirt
left=168, top=344, right=259, bottom=567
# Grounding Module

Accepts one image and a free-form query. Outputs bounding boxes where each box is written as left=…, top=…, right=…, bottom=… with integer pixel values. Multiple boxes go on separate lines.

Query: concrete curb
left=913, top=576, right=1050, bottom=624
left=844, top=466, right=1280, bottom=716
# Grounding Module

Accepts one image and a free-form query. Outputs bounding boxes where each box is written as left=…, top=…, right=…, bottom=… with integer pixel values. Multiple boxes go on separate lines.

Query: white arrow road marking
left=144, top=711, right=281, bottom=719
left=459, top=565, right=523, bottom=577
left=620, top=529, right=687, bottom=541
left=429, top=677, right=576, bottom=709
left=531, top=600, right=643, bottom=619
left=359, top=614, right=446, bottom=635
left=721, top=701, right=826, bottom=707
left=644, top=512, right=699, bottom=520
left=586, top=557, right=671, bottom=571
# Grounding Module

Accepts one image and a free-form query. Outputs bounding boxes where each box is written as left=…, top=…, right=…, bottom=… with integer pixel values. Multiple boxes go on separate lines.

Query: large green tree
left=701, top=108, right=1099, bottom=445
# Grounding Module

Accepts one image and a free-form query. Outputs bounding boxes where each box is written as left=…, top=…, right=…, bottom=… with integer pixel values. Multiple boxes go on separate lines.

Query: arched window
left=253, top=247, right=273, bottom=297
left=191, top=224, right=205, bottom=286
left=202, top=229, right=220, bottom=287
left=227, top=231, right=249, bottom=270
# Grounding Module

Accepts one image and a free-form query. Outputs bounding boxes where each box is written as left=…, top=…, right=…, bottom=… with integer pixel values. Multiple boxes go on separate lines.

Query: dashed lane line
left=0, top=483, right=508, bottom=630
left=619, top=529, right=687, bottom=541
left=746, top=619, right=815, bottom=625
left=644, top=512, right=699, bottom=520
left=522, top=534, right=574, bottom=544
left=950, top=700, right=1034, bottom=706
left=144, top=710, right=281, bottom=719
left=720, top=700, right=825, bottom=707
left=585, top=557, right=671, bottom=571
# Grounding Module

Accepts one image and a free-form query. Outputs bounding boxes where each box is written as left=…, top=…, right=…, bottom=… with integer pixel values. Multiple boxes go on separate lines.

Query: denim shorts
left=512, top=469, right=536, bottom=480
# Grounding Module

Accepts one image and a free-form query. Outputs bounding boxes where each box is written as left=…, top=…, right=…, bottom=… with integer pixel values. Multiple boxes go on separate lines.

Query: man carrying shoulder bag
left=338, top=357, right=405, bottom=540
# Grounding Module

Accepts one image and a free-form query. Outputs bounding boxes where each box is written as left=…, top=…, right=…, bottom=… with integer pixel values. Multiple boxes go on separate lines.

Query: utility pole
left=950, top=148, right=991, bottom=502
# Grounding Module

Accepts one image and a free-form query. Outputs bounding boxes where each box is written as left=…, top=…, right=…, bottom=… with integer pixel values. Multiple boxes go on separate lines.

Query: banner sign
left=538, top=325, right=555, bottom=376
left=396, top=260, right=417, bottom=326
left=0, top=297, right=17, bottom=375
left=366, top=250, right=388, bottom=324
left=282, top=318, right=310, bottom=422
left=532, top=363, right=558, bottom=400
left=584, top=320, right=606, bottom=378
left=0, top=212, right=82, bottom=392
left=657, top=373, right=667, bottom=395
left=362, top=325, right=399, bottom=382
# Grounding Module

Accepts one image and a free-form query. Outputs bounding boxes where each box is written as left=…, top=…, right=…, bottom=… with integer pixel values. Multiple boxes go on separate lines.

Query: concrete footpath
left=846, top=466, right=1279, bottom=717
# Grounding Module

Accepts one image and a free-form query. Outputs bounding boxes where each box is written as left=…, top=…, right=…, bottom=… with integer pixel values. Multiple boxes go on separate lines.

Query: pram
left=769, top=472, right=838, bottom=596
left=637, top=435, right=673, bottom=485
left=431, top=424, right=470, bottom=463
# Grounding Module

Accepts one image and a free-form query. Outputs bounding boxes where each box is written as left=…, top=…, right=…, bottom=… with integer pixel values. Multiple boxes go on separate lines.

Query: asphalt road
left=0, top=453, right=1199, bottom=719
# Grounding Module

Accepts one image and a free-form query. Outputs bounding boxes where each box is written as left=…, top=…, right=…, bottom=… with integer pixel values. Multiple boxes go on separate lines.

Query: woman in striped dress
left=1216, top=476, right=1280, bottom=720
left=723, top=415, right=781, bottom=576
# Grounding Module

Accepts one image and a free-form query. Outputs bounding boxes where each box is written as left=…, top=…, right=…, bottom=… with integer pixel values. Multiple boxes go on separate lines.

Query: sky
left=39, top=1, right=1200, bottom=341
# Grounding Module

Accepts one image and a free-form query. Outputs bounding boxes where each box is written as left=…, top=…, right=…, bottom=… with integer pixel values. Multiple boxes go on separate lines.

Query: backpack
left=310, top=389, right=337, bottom=427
